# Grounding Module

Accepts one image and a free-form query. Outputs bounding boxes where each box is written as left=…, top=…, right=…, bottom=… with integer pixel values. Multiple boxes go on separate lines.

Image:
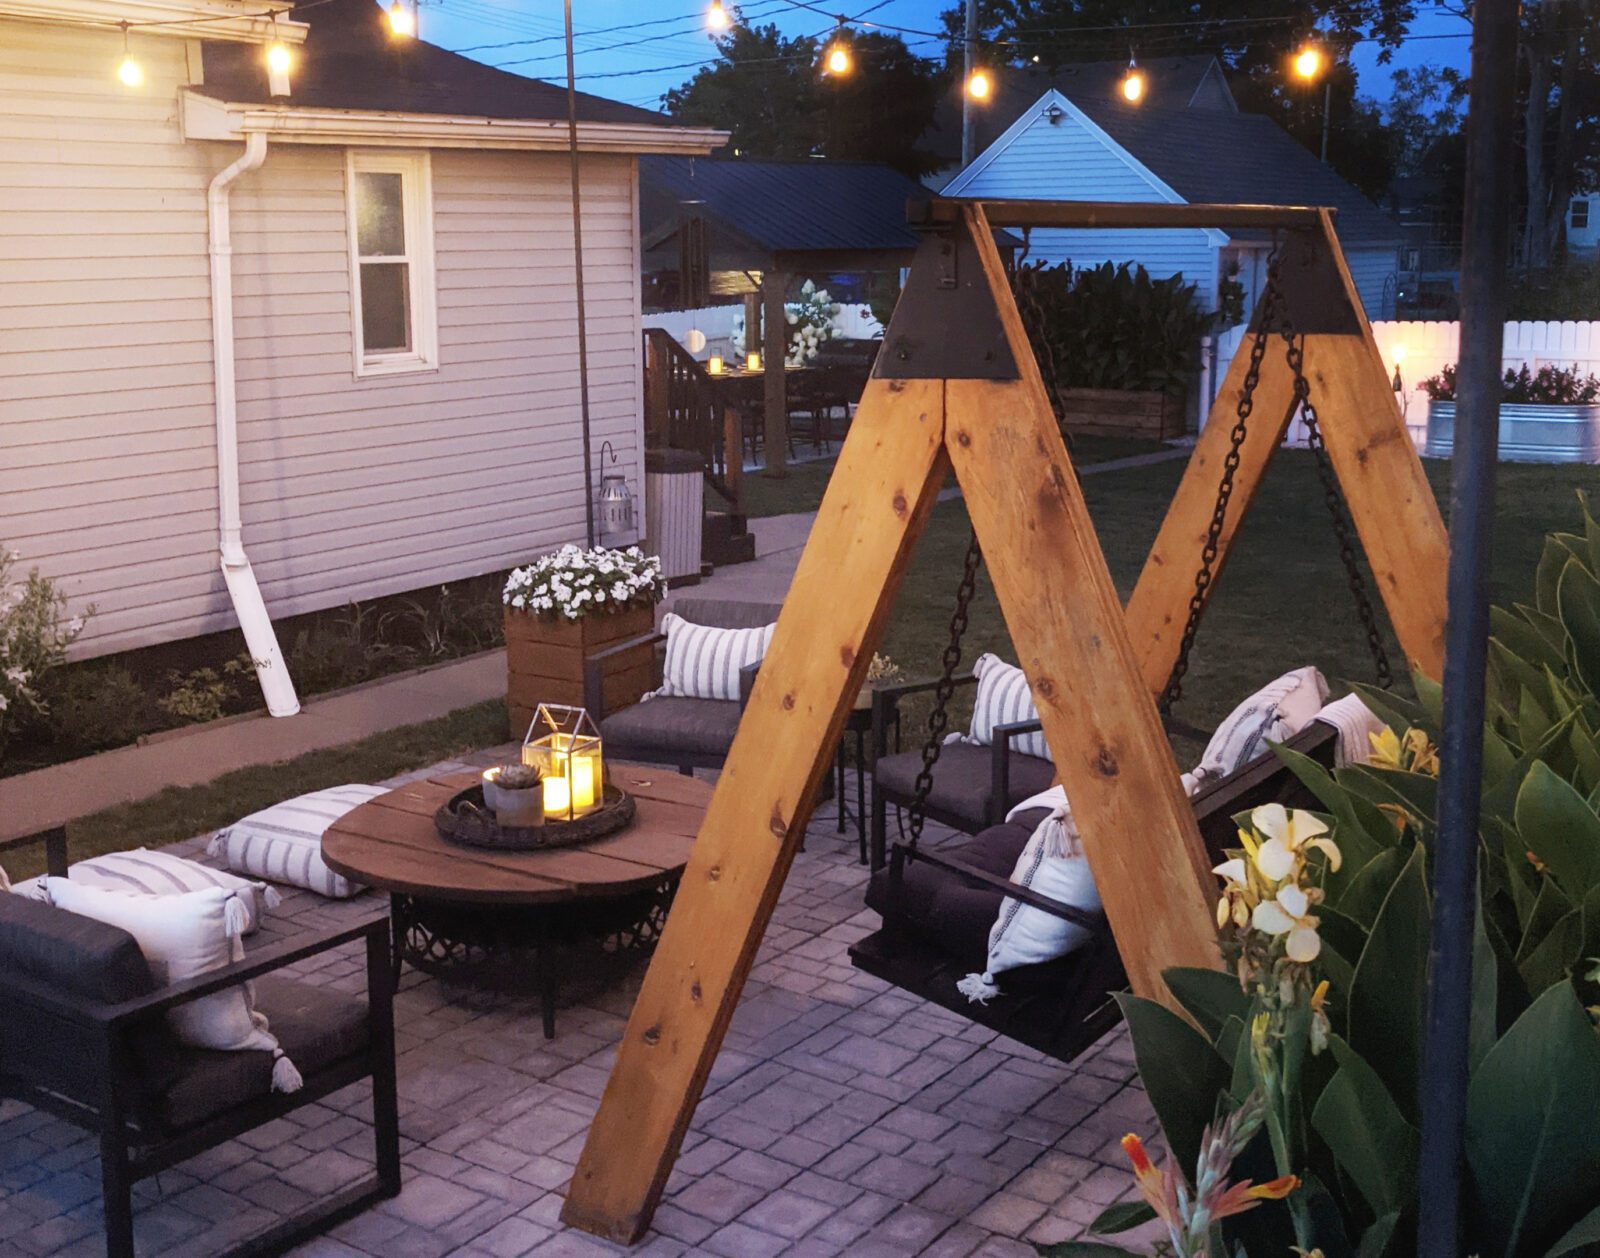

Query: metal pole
left=1416, top=0, right=1517, bottom=1251
left=960, top=0, right=976, bottom=167
left=1319, top=79, right=1330, bottom=162
left=565, top=0, right=597, bottom=548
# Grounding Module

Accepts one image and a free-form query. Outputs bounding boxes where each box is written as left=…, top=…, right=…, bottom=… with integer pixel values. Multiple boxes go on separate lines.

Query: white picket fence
left=643, top=303, right=884, bottom=364
left=1210, top=320, right=1600, bottom=451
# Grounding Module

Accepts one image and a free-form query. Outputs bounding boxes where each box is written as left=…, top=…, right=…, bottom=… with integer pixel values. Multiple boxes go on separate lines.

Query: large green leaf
left=1348, top=846, right=1430, bottom=1124
left=1537, top=534, right=1586, bottom=617
left=1547, top=1201, right=1600, bottom=1256
left=1518, top=909, right=1584, bottom=994
left=1514, top=761, right=1600, bottom=900
left=1350, top=681, right=1427, bottom=741
left=1357, top=1212, right=1402, bottom=1258
left=1521, top=877, right=1577, bottom=959
left=1335, top=847, right=1408, bottom=928
left=1558, top=556, right=1600, bottom=697
left=1341, top=765, right=1438, bottom=828
left=1465, top=983, right=1600, bottom=1257
left=1089, top=1201, right=1156, bottom=1235
left=1274, top=743, right=1390, bottom=880
left=1492, top=605, right=1565, bottom=676
left=1519, top=603, right=1572, bottom=659
left=1116, top=993, right=1230, bottom=1176
left=1037, top=1244, right=1140, bottom=1257
left=1471, top=899, right=1500, bottom=1075
left=1162, top=966, right=1249, bottom=1047
left=1311, top=1036, right=1419, bottom=1218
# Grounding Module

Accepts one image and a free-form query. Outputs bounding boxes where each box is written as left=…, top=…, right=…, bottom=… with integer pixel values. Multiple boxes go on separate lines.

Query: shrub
left=157, top=656, right=255, bottom=725
left=38, top=665, right=151, bottom=759
left=1421, top=361, right=1600, bottom=403
left=0, top=546, right=89, bottom=765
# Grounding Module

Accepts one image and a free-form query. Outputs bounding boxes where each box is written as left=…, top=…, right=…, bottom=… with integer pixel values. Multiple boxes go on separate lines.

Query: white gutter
left=207, top=133, right=300, bottom=717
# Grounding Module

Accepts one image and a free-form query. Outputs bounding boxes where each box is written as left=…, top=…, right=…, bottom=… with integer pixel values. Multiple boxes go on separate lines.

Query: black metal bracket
left=874, top=218, right=1019, bottom=381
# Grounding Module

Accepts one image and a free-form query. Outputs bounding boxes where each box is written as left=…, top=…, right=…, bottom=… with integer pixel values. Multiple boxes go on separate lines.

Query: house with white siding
left=942, top=61, right=1403, bottom=320
left=0, top=0, right=721, bottom=715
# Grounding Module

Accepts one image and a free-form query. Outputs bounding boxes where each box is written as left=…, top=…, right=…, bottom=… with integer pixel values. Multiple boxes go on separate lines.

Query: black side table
left=836, top=703, right=898, bottom=862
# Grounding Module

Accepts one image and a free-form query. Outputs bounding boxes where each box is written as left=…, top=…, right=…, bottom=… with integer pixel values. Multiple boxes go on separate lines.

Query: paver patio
left=0, top=744, right=1161, bottom=1258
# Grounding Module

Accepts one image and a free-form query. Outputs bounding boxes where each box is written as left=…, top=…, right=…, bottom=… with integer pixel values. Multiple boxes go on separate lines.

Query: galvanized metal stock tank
left=1424, top=400, right=1600, bottom=463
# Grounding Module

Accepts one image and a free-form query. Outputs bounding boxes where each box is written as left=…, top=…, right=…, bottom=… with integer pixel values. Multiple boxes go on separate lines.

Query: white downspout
left=208, top=132, right=300, bottom=717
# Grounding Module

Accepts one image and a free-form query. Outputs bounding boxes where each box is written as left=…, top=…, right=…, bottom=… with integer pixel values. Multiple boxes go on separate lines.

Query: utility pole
left=961, top=0, right=977, bottom=166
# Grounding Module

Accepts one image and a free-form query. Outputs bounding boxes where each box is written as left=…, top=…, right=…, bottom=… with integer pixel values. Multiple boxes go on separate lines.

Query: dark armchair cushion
left=669, top=598, right=784, bottom=631
left=600, top=697, right=743, bottom=761
left=873, top=744, right=1056, bottom=830
left=159, top=976, right=370, bottom=1131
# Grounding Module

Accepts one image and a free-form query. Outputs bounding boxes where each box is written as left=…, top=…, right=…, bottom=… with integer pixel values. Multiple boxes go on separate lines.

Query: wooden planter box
left=1056, top=388, right=1187, bottom=440
left=504, top=605, right=655, bottom=738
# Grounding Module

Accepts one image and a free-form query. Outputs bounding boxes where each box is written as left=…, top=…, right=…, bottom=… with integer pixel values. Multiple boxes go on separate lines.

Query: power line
left=487, top=2, right=790, bottom=69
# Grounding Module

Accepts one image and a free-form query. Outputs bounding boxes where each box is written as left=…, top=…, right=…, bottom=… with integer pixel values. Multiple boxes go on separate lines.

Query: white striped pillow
left=649, top=613, right=775, bottom=702
left=963, top=653, right=1052, bottom=763
left=8, top=848, right=279, bottom=934
left=1190, top=666, right=1329, bottom=788
left=207, top=785, right=387, bottom=899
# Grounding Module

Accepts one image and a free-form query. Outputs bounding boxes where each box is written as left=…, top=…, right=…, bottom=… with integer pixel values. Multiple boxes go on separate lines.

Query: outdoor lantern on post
left=595, top=440, right=637, bottom=547
left=521, top=704, right=604, bottom=821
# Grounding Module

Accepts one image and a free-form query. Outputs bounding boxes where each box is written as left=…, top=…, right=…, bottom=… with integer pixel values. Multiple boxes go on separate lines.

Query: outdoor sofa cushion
left=648, top=613, right=775, bottom=702
left=872, top=742, right=1057, bottom=829
left=600, top=696, right=743, bottom=761
left=959, top=653, right=1051, bottom=762
left=208, top=785, right=387, bottom=899
left=9, top=848, right=279, bottom=934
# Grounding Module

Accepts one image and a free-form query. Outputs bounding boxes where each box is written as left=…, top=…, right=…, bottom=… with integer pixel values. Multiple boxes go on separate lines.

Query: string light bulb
left=824, top=39, right=851, bottom=76
left=966, top=69, right=991, bottom=100
left=706, top=0, right=730, bottom=31
left=1294, top=44, right=1324, bottom=81
left=387, top=1, right=415, bottom=37
left=266, top=41, right=291, bottom=75
left=1120, top=55, right=1144, bottom=103
left=116, top=22, right=142, bottom=88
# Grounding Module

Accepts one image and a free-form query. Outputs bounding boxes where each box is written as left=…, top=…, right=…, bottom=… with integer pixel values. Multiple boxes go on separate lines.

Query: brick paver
left=0, top=747, right=1157, bottom=1256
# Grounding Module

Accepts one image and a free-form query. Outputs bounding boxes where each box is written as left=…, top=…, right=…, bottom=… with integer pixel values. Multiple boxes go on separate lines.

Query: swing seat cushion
left=872, top=743, right=1056, bottom=830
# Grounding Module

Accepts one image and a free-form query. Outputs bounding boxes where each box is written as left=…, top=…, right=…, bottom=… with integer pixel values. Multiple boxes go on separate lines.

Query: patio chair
left=0, top=829, right=400, bottom=1258
left=586, top=597, right=784, bottom=773
left=867, top=672, right=1053, bottom=868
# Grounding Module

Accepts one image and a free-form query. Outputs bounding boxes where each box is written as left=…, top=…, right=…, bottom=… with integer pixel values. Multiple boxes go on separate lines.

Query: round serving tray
left=434, top=784, right=635, bottom=852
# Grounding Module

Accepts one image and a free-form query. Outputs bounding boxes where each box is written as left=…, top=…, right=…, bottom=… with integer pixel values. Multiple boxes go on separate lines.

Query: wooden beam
left=948, top=204, right=1223, bottom=1008
left=721, top=403, right=745, bottom=515
left=1299, top=210, right=1448, bottom=678
left=561, top=377, right=950, bottom=1244
left=1123, top=323, right=1300, bottom=695
left=924, top=198, right=1332, bottom=232
left=762, top=270, right=788, bottom=477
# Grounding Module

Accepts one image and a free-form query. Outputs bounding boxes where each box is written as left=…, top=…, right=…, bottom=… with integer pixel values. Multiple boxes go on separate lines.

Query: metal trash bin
left=644, top=447, right=704, bottom=586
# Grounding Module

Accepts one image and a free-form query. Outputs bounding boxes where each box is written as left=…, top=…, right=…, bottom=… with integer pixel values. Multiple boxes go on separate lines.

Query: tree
left=661, top=22, right=944, bottom=176
left=1514, top=0, right=1600, bottom=267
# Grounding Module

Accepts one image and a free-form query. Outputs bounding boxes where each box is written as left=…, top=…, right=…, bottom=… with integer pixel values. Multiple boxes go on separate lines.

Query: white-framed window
left=345, top=150, right=437, bottom=377
left=1573, top=199, right=1591, bottom=231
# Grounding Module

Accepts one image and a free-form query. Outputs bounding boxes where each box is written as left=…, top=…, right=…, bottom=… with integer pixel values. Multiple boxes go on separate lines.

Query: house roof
left=640, top=156, right=935, bottom=260
left=1069, top=95, right=1400, bottom=244
left=193, top=0, right=666, bottom=127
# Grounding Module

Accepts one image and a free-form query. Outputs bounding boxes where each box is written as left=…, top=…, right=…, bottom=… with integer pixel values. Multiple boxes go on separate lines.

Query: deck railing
left=642, top=328, right=743, bottom=516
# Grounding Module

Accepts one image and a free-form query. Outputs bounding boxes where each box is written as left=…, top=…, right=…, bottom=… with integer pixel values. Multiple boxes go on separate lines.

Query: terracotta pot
left=504, top=604, right=655, bottom=738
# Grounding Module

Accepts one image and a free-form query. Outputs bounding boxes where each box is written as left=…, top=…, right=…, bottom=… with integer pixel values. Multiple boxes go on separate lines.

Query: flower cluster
left=0, top=547, right=89, bottom=763
left=1214, top=804, right=1341, bottom=982
left=1368, top=724, right=1439, bottom=775
left=1422, top=361, right=1600, bottom=404
left=783, top=279, right=842, bottom=366
left=502, top=545, right=664, bottom=622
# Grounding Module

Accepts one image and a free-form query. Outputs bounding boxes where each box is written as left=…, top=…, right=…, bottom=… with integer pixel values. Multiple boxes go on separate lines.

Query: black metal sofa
left=0, top=831, right=400, bottom=1258
left=852, top=721, right=1339, bottom=1061
left=589, top=597, right=783, bottom=773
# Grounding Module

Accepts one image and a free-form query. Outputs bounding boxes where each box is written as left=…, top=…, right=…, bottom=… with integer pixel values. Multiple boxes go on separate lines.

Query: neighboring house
left=941, top=60, right=1403, bottom=319
left=1, top=0, right=720, bottom=714
left=1568, top=193, right=1599, bottom=258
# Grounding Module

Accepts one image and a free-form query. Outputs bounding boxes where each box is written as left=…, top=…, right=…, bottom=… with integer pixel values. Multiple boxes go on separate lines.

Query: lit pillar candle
left=544, top=775, right=571, bottom=817
left=707, top=354, right=724, bottom=375
left=746, top=351, right=761, bottom=372
left=571, top=755, right=597, bottom=811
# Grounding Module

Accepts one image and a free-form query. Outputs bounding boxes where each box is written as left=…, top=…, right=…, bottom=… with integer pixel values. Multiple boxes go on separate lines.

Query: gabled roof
left=641, top=156, right=933, bottom=260
left=194, top=0, right=666, bottom=126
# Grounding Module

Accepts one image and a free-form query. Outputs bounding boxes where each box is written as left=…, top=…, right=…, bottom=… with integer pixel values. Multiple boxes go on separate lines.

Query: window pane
left=360, top=262, right=411, bottom=354
left=356, top=171, right=406, bottom=257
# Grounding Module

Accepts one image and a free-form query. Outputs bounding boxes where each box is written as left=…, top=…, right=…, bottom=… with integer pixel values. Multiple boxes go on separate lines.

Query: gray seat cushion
left=159, top=975, right=369, bottom=1131
left=669, top=598, right=784, bottom=630
left=600, top=697, right=742, bottom=761
left=873, top=743, right=1056, bottom=830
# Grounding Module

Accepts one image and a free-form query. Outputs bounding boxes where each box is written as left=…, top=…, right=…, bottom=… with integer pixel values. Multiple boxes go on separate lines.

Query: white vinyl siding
left=1345, top=244, right=1400, bottom=321
left=0, top=20, right=645, bottom=658
left=952, top=104, right=1221, bottom=307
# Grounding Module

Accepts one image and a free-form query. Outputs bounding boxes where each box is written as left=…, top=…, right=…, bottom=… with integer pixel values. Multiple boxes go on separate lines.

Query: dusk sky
left=411, top=0, right=1474, bottom=115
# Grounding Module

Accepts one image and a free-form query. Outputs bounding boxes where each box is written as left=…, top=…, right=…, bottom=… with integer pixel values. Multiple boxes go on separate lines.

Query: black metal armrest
left=583, top=630, right=667, bottom=718
left=889, top=842, right=1104, bottom=932
left=990, top=719, right=1048, bottom=824
left=0, top=825, right=69, bottom=879
left=738, top=660, right=761, bottom=710
left=870, top=673, right=978, bottom=760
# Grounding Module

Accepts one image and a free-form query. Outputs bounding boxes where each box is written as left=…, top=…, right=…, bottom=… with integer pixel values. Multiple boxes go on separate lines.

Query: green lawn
left=877, top=452, right=1600, bottom=764
left=4, top=700, right=510, bottom=881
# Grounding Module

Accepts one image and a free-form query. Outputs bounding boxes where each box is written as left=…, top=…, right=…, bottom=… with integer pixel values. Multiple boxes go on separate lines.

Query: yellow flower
left=1369, top=726, right=1403, bottom=769
left=1310, top=979, right=1332, bottom=1054
left=1250, top=804, right=1342, bottom=882
left=1213, top=856, right=1255, bottom=928
left=1252, top=884, right=1322, bottom=962
left=1403, top=727, right=1440, bottom=776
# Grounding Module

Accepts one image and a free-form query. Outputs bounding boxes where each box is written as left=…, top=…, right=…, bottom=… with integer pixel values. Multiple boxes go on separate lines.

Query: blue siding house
left=942, top=62, right=1403, bottom=319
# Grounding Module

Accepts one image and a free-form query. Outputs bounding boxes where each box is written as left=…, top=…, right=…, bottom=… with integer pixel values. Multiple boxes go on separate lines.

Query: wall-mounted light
left=1043, top=102, right=1065, bottom=125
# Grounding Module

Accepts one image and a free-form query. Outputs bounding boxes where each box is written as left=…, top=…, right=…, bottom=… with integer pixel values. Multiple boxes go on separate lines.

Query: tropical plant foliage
left=1055, top=498, right=1600, bottom=1258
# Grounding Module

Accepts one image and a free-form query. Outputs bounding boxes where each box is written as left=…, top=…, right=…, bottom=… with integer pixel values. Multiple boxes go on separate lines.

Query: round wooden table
left=323, top=763, right=711, bottom=1037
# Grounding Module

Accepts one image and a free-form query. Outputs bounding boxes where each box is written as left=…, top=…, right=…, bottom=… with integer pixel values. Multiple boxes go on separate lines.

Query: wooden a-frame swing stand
left=562, top=199, right=1451, bottom=1243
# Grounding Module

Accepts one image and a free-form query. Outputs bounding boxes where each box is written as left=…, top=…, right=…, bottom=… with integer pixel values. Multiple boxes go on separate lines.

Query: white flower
left=1252, top=884, right=1322, bottom=962
left=1251, top=804, right=1340, bottom=882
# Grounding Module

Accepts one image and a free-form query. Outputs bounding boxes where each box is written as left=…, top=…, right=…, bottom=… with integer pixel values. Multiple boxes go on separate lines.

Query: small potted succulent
left=481, top=762, right=544, bottom=827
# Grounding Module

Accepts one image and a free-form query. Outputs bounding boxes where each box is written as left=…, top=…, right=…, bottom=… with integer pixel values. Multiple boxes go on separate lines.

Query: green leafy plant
left=1421, top=362, right=1600, bottom=404
left=38, top=664, right=152, bottom=759
left=0, top=545, right=90, bottom=765
left=157, top=656, right=255, bottom=725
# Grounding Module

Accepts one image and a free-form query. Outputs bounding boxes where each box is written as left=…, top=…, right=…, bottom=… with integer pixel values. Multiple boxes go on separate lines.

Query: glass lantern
left=521, top=703, right=604, bottom=821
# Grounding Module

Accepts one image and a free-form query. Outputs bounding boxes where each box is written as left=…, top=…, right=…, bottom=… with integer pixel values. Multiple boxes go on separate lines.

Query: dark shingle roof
left=1072, top=96, right=1401, bottom=244
left=641, top=156, right=933, bottom=256
left=194, top=0, right=665, bottom=126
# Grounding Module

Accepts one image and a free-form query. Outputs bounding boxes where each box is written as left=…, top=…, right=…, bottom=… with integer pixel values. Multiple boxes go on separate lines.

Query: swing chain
left=1159, top=242, right=1286, bottom=713
left=905, top=529, right=985, bottom=852
left=1280, top=326, right=1396, bottom=690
